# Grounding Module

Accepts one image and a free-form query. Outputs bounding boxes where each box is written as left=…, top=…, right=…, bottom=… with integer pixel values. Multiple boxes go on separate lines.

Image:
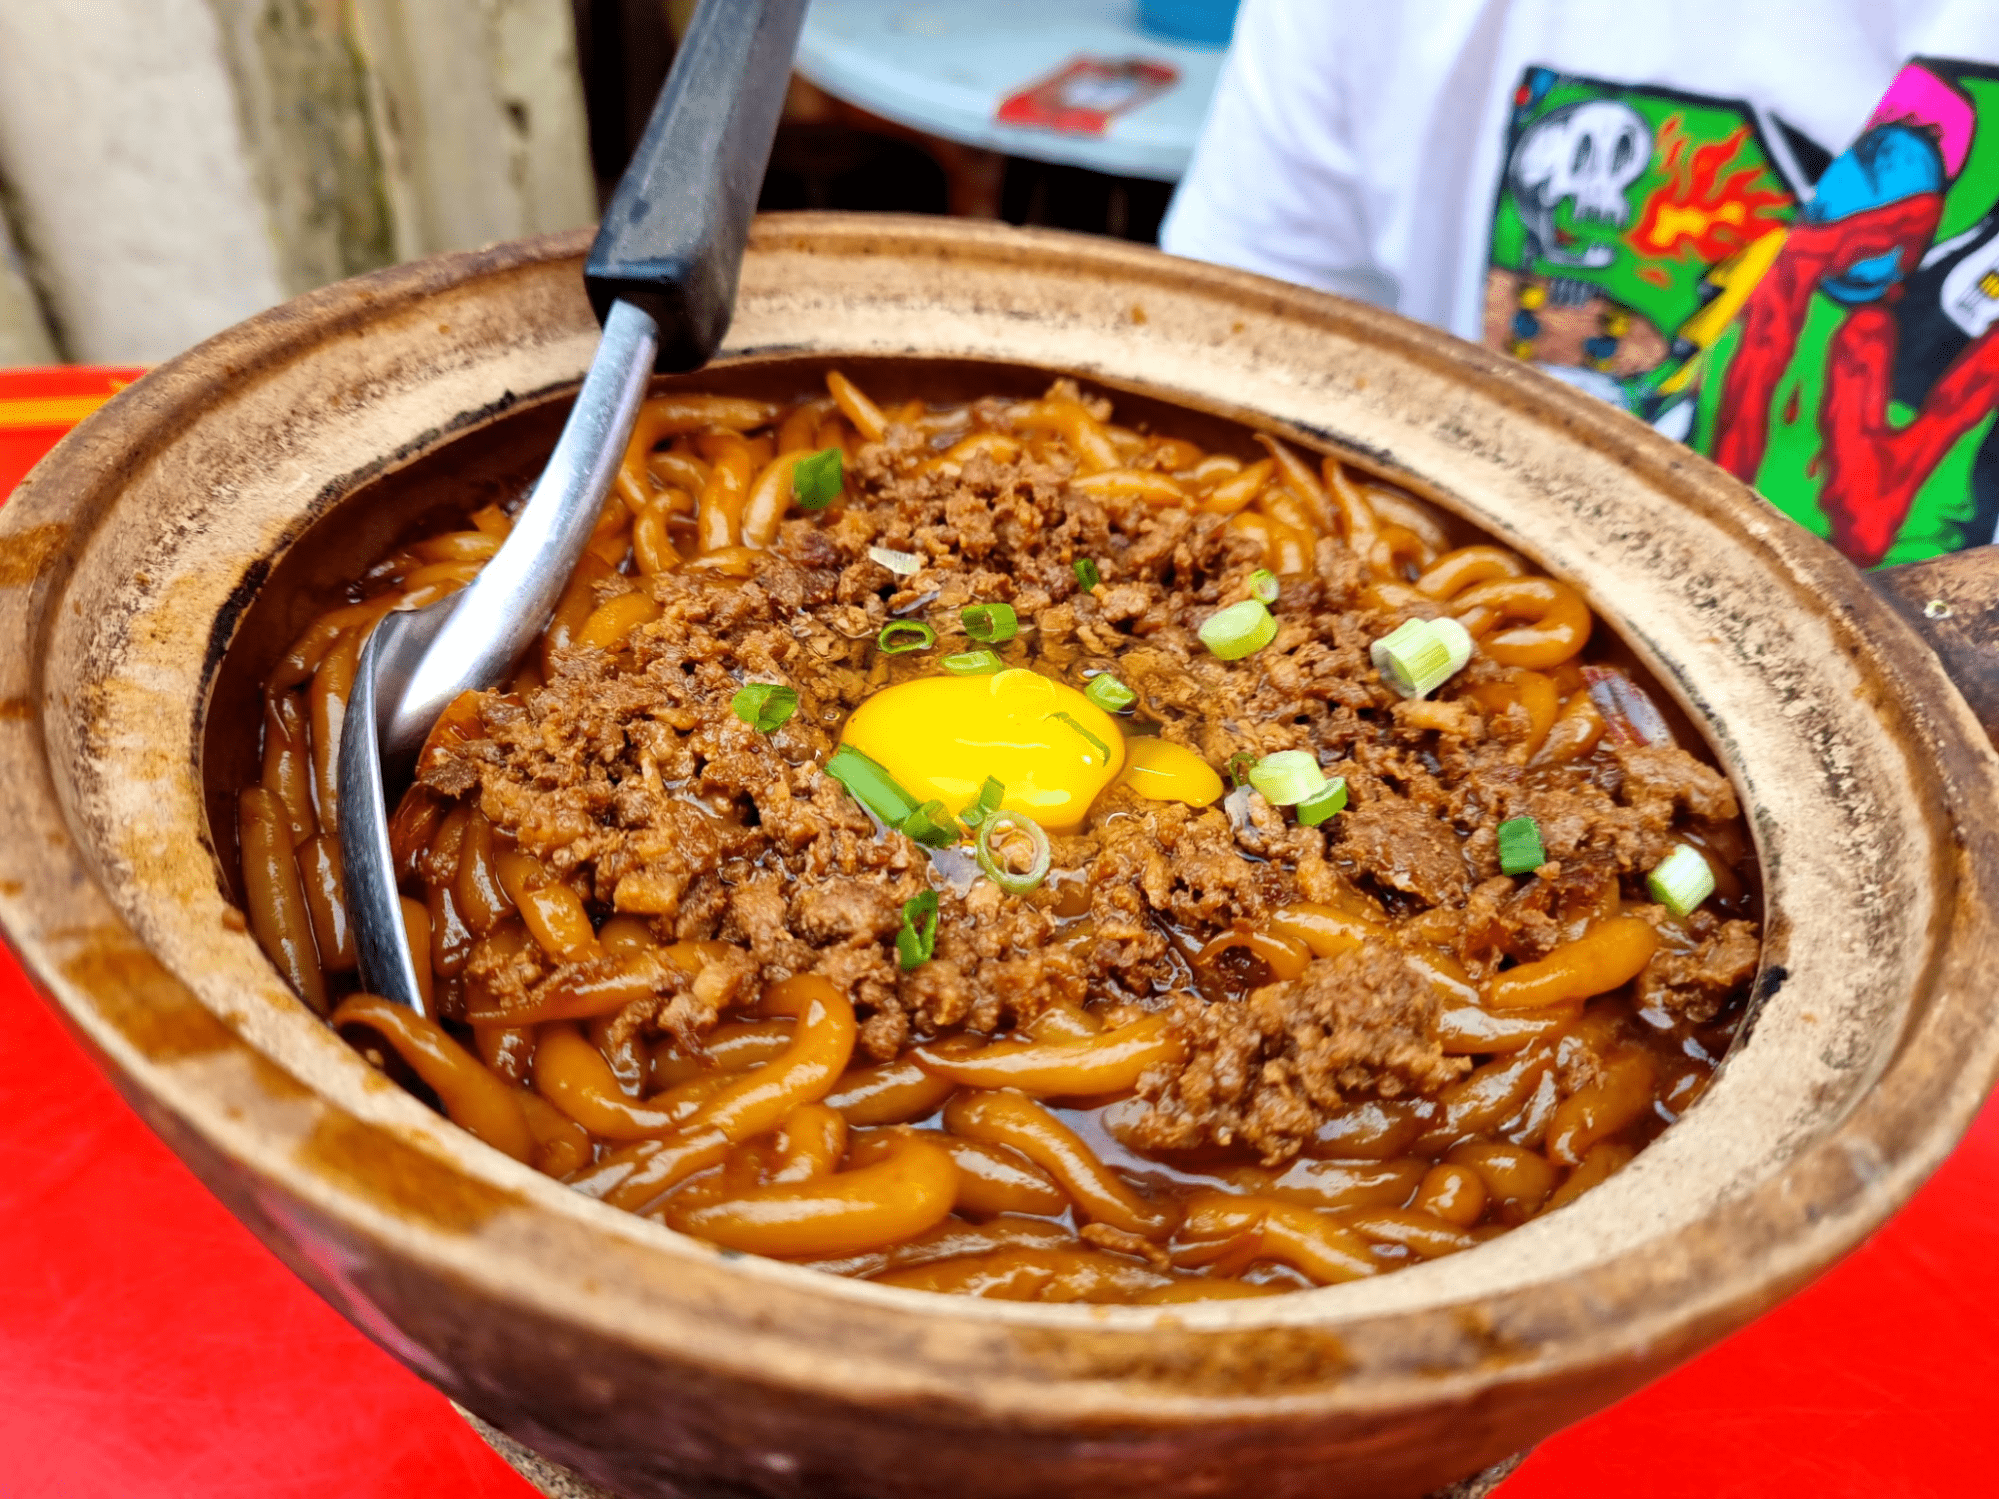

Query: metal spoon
left=339, top=0, right=808, bottom=1012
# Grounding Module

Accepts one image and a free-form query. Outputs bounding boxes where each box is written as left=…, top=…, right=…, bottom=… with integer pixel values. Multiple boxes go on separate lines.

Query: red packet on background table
left=0, top=366, right=145, bottom=498
left=996, top=58, right=1178, bottom=136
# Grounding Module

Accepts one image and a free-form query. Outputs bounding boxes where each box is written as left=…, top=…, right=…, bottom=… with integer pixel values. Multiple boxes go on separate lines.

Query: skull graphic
left=1508, top=100, right=1653, bottom=270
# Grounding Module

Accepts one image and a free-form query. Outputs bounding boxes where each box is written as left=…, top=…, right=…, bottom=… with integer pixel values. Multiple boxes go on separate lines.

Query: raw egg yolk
left=841, top=668, right=1125, bottom=833
left=1119, top=736, right=1225, bottom=808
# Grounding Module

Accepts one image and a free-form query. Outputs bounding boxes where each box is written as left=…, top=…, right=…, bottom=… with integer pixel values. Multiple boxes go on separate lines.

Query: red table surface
left=6, top=373, right=1999, bottom=1498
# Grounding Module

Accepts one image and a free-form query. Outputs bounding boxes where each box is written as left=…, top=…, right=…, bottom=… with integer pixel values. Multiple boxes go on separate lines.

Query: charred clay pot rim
left=4, top=215, right=1997, bottom=1425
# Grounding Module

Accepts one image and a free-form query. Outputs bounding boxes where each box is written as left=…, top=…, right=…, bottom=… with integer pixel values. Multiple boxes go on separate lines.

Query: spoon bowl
left=336, top=299, right=656, bottom=1010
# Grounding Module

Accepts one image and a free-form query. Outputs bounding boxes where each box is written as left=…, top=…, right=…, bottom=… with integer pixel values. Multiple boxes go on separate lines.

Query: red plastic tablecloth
left=5, top=370, right=1998, bottom=1497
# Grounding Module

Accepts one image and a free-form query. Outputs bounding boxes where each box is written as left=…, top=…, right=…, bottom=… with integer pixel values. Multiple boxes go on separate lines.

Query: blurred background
left=0, top=0, right=1237, bottom=367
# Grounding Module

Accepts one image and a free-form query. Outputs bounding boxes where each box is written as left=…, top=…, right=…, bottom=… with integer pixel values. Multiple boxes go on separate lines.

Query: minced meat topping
left=417, top=384, right=1756, bottom=1166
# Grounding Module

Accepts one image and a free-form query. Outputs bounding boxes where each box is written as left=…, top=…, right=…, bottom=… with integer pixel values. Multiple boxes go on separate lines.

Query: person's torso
left=1327, top=0, right=1999, bottom=563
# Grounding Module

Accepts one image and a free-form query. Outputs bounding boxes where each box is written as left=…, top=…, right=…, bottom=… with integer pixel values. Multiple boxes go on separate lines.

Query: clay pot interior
left=9, top=217, right=1999, bottom=1497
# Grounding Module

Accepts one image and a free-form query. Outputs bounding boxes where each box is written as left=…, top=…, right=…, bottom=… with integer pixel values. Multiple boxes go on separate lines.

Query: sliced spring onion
left=1296, top=777, right=1348, bottom=827
left=1647, top=844, right=1716, bottom=918
left=1497, top=816, right=1546, bottom=875
left=1073, top=557, right=1101, bottom=590
left=962, top=602, right=1018, bottom=643
left=877, top=621, right=936, bottom=654
left=900, top=799, right=961, bottom=848
left=1437, top=620, right=1474, bottom=669
left=791, top=447, right=843, bottom=510
left=1199, top=598, right=1277, bottom=661
left=824, top=743, right=918, bottom=828
left=1227, top=751, right=1256, bottom=788
left=896, top=889, right=939, bottom=970
left=959, top=776, right=1004, bottom=829
left=1083, top=672, right=1136, bottom=713
left=976, top=808, right=1051, bottom=895
left=1247, top=750, right=1326, bottom=806
left=730, top=682, right=797, bottom=734
left=1438, top=618, right=1474, bottom=671
left=868, top=544, right=923, bottom=575
left=1371, top=617, right=1473, bottom=698
left=1249, top=568, right=1279, bottom=605
left=941, top=649, right=1005, bottom=675
left=1048, top=710, right=1111, bottom=765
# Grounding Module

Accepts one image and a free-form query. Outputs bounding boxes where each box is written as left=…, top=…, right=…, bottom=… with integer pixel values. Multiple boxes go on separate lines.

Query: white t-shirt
left=1159, top=2, right=1999, bottom=566
left=1162, top=0, right=1999, bottom=338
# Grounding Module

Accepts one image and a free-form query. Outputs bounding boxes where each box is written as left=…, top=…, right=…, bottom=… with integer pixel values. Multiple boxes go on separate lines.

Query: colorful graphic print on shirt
left=1484, top=58, right=1999, bottom=566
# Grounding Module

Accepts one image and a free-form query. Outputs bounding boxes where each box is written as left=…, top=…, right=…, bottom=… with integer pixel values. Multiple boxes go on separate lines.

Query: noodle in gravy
left=234, top=371, right=1760, bottom=1302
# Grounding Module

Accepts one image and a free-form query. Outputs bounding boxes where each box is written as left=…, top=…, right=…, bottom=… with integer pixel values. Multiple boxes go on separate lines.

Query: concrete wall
left=0, top=195, right=57, bottom=366
left=0, top=0, right=594, bottom=365
left=351, top=0, right=598, bottom=264
left=208, top=0, right=399, bottom=293
left=0, top=0, right=291, bottom=363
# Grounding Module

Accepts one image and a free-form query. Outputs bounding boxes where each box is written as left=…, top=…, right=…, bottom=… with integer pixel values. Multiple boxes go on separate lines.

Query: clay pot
left=5, top=216, right=1998, bottom=1497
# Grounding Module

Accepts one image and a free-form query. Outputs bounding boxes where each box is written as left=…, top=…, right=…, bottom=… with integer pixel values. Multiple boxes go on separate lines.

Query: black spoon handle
left=584, top=0, right=808, bottom=370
